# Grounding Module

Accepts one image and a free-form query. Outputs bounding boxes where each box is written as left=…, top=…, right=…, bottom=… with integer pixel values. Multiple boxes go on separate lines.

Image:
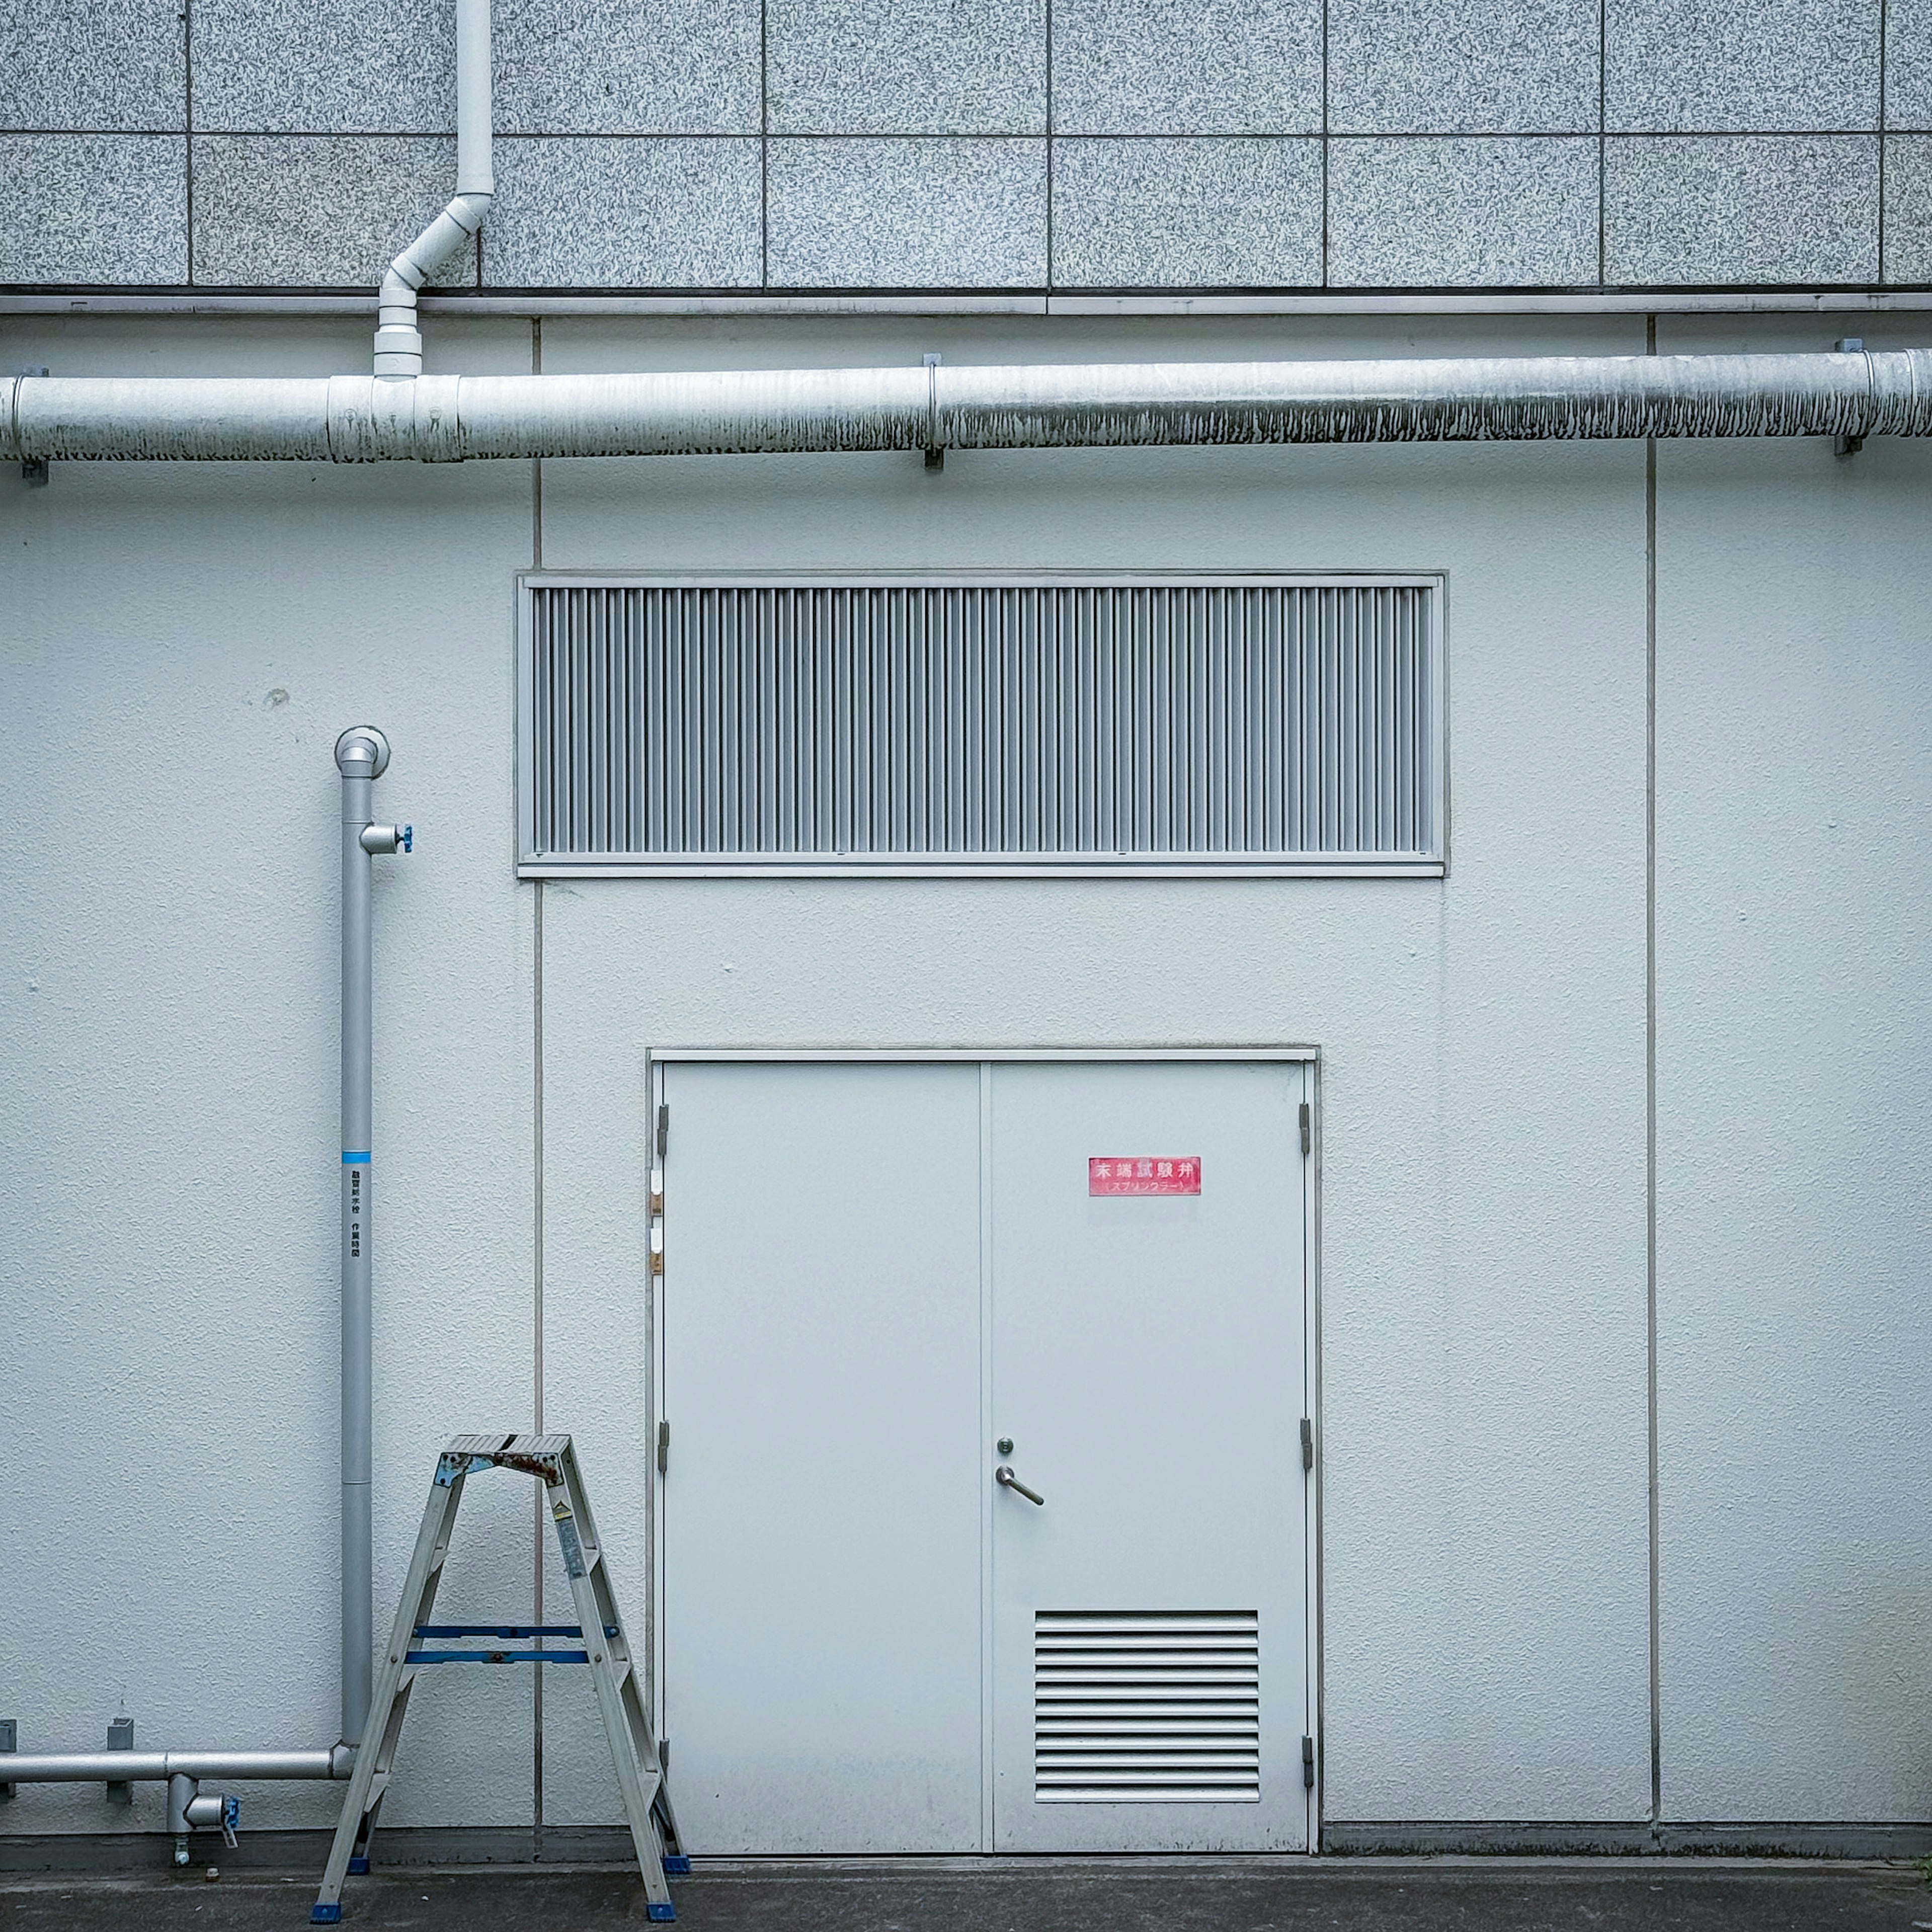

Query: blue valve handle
left=401, top=825, right=413, bottom=852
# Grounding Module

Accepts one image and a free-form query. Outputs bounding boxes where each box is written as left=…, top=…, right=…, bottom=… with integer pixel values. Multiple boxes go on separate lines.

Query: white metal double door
left=658, top=1056, right=1311, bottom=1854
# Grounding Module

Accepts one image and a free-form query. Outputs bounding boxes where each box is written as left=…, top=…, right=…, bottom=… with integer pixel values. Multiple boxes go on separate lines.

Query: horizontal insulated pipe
left=2, top=1748, right=350, bottom=1782
left=5, top=349, right=1929, bottom=463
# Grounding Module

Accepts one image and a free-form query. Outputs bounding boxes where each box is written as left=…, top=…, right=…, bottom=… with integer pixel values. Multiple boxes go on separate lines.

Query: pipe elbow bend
left=448, top=190, right=493, bottom=236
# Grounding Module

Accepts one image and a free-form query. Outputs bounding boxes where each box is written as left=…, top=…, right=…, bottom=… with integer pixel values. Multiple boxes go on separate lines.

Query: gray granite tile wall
left=0, top=0, right=1916, bottom=291
left=767, top=0, right=1046, bottom=134
left=1887, top=0, right=1932, bottom=129
left=487, top=138, right=762, bottom=285
left=1883, top=138, right=1932, bottom=281
left=0, top=0, right=185, bottom=131
left=768, top=139, right=1048, bottom=286
left=0, top=134, right=187, bottom=281
left=1051, top=0, right=1322, bottom=135
left=494, top=0, right=761, bottom=133
left=193, top=0, right=454, bottom=133
left=1329, top=0, right=1598, bottom=135
left=192, top=136, right=477, bottom=285
left=1053, top=139, right=1322, bottom=285
left=1605, top=0, right=1880, bottom=132
left=1329, top=137, right=1598, bottom=285
left=1605, top=135, right=1879, bottom=283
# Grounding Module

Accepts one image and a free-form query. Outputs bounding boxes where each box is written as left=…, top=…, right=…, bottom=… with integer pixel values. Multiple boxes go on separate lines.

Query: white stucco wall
left=1653, top=316, right=1932, bottom=1824
left=1, top=307, right=1922, bottom=1844
left=0, top=316, right=540, bottom=1835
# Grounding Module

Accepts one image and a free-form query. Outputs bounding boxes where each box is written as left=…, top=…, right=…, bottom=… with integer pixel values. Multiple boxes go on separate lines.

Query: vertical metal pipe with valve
left=334, top=728, right=411, bottom=1752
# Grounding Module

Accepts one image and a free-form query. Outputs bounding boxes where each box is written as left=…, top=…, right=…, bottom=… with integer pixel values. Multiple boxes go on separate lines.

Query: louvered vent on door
left=518, top=578, right=1442, bottom=876
left=1033, top=1611, right=1260, bottom=1803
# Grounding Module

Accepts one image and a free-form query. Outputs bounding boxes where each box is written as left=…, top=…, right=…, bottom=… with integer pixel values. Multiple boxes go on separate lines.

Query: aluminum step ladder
left=312, top=1432, right=686, bottom=1923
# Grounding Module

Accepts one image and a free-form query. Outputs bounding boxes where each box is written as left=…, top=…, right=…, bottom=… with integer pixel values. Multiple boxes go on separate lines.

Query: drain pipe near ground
left=0, top=738, right=408, bottom=1855
left=0, top=0, right=479, bottom=1840
left=0, top=0, right=482, bottom=1853
left=336, top=729, right=411, bottom=1752
left=0, top=1750, right=348, bottom=1867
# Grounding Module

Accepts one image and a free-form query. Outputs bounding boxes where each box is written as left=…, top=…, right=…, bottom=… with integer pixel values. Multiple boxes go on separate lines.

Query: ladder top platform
left=445, top=1431, right=574, bottom=1458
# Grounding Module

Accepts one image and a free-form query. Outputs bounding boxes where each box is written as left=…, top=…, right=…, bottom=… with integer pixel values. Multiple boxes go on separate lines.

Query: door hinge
left=1302, top=1735, right=1316, bottom=1789
left=656, top=1420, right=670, bottom=1474
left=650, top=1249, right=664, bottom=1276
left=1299, top=1101, right=1311, bottom=1156
left=656, top=1102, right=670, bottom=1158
left=1300, top=1417, right=1314, bottom=1471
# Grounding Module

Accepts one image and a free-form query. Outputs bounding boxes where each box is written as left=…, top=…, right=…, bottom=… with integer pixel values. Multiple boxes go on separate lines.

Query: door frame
left=645, top=1044, right=1325, bottom=1853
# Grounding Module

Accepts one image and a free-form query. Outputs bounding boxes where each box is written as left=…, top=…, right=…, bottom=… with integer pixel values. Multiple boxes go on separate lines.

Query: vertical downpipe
left=335, top=726, right=403, bottom=1750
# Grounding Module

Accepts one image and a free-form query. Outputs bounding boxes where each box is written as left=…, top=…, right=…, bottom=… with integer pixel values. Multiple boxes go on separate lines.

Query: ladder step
left=407, top=1648, right=591, bottom=1664
left=415, top=1625, right=616, bottom=1639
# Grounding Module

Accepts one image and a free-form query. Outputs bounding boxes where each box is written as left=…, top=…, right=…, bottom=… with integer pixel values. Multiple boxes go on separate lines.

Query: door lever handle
left=995, top=1465, right=1045, bottom=1506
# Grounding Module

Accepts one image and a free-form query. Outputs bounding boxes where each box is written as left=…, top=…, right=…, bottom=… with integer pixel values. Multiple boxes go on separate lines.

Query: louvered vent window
left=518, top=577, right=1442, bottom=876
left=1034, top=1611, right=1261, bottom=1803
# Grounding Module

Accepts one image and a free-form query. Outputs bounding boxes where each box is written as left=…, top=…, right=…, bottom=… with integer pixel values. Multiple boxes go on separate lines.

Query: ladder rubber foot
left=348, top=1857, right=370, bottom=1875
left=647, top=1904, right=676, bottom=1920
left=311, top=1906, right=343, bottom=1923
left=663, top=1856, right=691, bottom=1874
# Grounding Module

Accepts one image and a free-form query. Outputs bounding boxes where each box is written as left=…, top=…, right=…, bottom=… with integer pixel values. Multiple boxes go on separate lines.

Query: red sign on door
left=1089, top=1156, right=1201, bottom=1196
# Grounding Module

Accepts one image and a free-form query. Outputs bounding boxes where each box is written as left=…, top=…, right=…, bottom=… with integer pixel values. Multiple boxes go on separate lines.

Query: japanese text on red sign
left=1089, top=1156, right=1202, bottom=1196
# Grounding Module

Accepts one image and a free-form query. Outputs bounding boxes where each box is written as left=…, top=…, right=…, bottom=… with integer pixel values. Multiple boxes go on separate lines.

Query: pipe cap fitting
left=335, top=727, right=391, bottom=778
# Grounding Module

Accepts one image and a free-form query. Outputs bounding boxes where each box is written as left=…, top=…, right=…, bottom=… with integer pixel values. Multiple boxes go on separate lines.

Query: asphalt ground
left=4, top=1860, right=1930, bottom=1932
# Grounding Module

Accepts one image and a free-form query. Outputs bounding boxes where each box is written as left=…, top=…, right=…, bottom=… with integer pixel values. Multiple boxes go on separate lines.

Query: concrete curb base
left=1324, top=1822, right=1932, bottom=1859
left=5, top=1822, right=1932, bottom=1873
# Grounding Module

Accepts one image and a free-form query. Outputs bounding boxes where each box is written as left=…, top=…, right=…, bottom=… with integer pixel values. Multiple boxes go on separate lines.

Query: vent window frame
left=516, top=571, right=1448, bottom=879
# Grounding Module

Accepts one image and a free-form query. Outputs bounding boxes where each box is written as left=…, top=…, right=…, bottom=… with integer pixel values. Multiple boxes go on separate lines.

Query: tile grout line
left=760, top=0, right=769, bottom=288
left=1320, top=0, right=1329, bottom=287
left=183, top=0, right=194, bottom=285
left=1645, top=310, right=1661, bottom=1839
left=1044, top=0, right=1054, bottom=293
left=129, top=126, right=1932, bottom=139
left=1879, top=0, right=1888, bottom=283
left=1597, top=0, right=1606, bottom=286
